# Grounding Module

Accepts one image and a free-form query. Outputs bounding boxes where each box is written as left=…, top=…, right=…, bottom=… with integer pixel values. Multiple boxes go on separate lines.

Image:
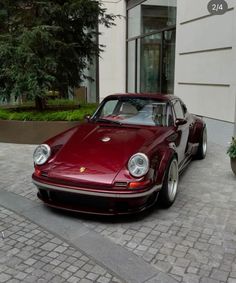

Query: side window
left=101, top=100, right=118, bottom=117
left=173, top=100, right=184, bottom=119
left=166, top=104, right=174, bottom=126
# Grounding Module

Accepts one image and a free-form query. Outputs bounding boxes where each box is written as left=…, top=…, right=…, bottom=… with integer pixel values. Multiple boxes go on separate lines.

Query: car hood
left=47, top=123, right=165, bottom=185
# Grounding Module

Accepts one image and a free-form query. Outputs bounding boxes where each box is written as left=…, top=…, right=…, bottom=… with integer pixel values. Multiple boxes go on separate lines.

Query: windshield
left=93, top=97, right=174, bottom=127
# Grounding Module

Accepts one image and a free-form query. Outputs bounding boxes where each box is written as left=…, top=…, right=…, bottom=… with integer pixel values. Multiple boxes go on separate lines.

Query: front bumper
left=32, top=177, right=162, bottom=215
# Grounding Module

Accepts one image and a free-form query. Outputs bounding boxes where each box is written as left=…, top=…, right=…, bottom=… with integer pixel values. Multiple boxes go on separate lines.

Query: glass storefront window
left=127, top=40, right=136, bottom=92
left=162, top=30, right=176, bottom=94
left=140, top=33, right=162, bottom=93
left=127, top=5, right=141, bottom=39
left=127, top=0, right=176, bottom=94
left=142, top=5, right=176, bottom=34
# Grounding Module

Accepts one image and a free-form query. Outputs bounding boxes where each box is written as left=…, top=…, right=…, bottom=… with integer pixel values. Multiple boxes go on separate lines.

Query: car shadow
left=46, top=202, right=163, bottom=225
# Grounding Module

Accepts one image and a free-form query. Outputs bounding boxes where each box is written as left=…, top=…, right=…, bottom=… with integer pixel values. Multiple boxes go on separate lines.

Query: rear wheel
left=159, top=157, right=179, bottom=207
left=195, top=127, right=207, bottom=160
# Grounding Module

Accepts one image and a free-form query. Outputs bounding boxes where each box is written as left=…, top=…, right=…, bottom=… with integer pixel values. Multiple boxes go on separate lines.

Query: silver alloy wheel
left=202, top=127, right=207, bottom=156
left=167, top=159, right=179, bottom=202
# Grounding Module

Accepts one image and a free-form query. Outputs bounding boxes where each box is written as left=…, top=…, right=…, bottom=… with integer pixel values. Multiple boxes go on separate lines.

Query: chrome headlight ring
left=128, top=153, right=149, bottom=178
left=33, top=144, right=51, bottom=165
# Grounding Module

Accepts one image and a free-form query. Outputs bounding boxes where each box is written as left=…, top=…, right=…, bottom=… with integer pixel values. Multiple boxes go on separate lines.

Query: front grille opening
left=39, top=189, right=49, bottom=199
left=38, top=189, right=133, bottom=213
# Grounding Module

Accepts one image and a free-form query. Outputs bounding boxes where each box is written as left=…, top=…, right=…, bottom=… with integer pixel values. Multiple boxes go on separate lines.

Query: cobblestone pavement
left=0, top=206, right=121, bottom=283
left=0, top=142, right=236, bottom=283
left=0, top=143, right=37, bottom=201
left=83, top=144, right=236, bottom=283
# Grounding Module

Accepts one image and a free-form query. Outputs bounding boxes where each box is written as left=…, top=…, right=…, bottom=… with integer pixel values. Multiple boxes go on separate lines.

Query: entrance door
left=140, top=29, right=176, bottom=94
left=140, top=33, right=162, bottom=93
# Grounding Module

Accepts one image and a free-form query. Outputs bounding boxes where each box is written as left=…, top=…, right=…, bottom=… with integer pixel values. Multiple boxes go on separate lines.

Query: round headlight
left=128, top=153, right=149, bottom=178
left=33, top=144, right=51, bottom=165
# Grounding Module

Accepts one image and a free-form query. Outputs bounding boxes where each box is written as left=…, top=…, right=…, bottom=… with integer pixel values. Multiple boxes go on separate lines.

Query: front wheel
left=159, top=157, right=179, bottom=208
left=195, top=127, right=207, bottom=160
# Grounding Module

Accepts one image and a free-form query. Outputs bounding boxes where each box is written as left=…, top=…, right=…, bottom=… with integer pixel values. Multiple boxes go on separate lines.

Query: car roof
left=104, top=93, right=179, bottom=102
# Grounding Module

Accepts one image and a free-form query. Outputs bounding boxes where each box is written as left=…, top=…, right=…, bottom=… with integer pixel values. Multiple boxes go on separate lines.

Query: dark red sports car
left=32, top=93, right=207, bottom=215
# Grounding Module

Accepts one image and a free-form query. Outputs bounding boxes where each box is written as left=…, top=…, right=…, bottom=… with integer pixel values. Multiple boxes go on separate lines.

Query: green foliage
left=227, top=137, right=236, bottom=159
left=0, top=103, right=97, bottom=121
left=0, top=0, right=115, bottom=107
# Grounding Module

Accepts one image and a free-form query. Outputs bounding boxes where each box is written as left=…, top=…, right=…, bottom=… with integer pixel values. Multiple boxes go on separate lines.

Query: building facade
left=174, top=0, right=236, bottom=139
left=98, top=0, right=236, bottom=140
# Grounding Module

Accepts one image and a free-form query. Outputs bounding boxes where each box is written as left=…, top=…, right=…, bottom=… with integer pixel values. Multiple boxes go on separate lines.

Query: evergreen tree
left=0, top=0, right=115, bottom=110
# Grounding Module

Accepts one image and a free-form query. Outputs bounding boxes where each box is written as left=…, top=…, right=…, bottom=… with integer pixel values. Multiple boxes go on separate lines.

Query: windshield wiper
left=96, top=118, right=122, bottom=125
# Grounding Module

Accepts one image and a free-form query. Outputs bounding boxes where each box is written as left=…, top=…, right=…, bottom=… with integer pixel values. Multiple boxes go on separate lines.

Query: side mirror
left=175, top=118, right=187, bottom=126
left=84, top=114, right=91, bottom=122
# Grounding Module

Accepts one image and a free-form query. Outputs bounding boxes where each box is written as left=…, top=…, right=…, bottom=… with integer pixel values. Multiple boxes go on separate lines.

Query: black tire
left=159, top=157, right=179, bottom=208
left=195, top=126, right=207, bottom=160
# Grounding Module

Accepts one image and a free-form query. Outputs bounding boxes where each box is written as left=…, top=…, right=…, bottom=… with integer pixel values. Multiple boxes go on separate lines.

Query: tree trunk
left=35, top=96, right=46, bottom=111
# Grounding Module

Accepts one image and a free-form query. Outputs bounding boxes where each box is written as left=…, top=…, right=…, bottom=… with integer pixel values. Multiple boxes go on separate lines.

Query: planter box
left=0, top=120, right=80, bottom=144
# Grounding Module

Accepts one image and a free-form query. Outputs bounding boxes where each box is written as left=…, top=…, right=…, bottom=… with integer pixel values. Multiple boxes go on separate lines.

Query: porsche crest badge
left=79, top=167, right=86, bottom=173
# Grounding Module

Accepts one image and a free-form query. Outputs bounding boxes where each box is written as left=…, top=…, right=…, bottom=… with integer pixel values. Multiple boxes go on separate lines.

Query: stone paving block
left=50, top=259, right=61, bottom=266
left=54, top=246, right=67, bottom=253
left=153, top=260, right=172, bottom=273
left=165, top=255, right=176, bottom=265
left=143, top=252, right=155, bottom=262
left=47, top=251, right=59, bottom=258
left=200, top=277, right=221, bottom=283
left=14, top=272, right=27, bottom=280
left=175, top=258, right=190, bottom=268
left=67, top=276, right=81, bottom=283
left=42, top=264, right=56, bottom=272
left=74, top=270, right=87, bottom=278
left=59, top=261, right=70, bottom=269
left=5, top=268, right=18, bottom=277
left=41, top=242, right=57, bottom=251
left=61, top=270, right=72, bottom=279
left=187, top=266, right=198, bottom=274
left=182, top=273, right=201, bottom=283
left=172, top=250, right=186, bottom=258
left=199, top=268, right=211, bottom=278
left=170, top=266, right=186, bottom=277
left=97, top=276, right=111, bottom=283
left=86, top=272, right=99, bottom=281
left=7, top=280, right=20, bottom=283
left=0, top=273, right=12, bottom=283
left=210, top=268, right=229, bottom=282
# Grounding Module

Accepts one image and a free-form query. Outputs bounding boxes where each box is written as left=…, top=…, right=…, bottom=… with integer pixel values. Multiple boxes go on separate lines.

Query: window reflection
left=140, top=33, right=161, bottom=93
left=142, top=5, right=176, bottom=34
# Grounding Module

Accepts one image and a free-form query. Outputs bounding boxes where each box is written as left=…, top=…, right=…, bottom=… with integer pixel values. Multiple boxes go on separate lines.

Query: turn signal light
left=34, top=168, right=41, bottom=176
left=128, top=179, right=151, bottom=189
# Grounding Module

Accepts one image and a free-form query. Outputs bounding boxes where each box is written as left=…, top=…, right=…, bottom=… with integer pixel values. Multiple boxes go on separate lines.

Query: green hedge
left=0, top=104, right=97, bottom=121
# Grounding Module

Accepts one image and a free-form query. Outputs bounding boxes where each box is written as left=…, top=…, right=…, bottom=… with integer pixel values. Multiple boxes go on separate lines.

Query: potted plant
left=227, top=137, right=236, bottom=175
